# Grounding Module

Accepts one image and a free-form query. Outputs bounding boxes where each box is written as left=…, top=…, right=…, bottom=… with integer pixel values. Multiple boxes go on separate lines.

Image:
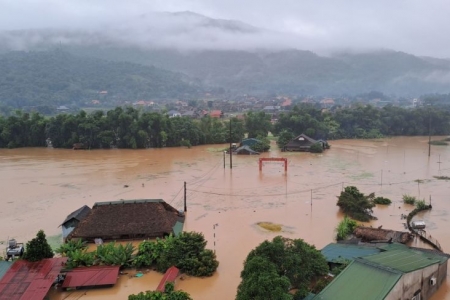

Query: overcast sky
left=1, top=0, right=449, bottom=58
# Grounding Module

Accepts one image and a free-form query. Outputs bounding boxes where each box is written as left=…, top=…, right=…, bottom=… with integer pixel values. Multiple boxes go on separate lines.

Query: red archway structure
left=259, top=158, right=288, bottom=172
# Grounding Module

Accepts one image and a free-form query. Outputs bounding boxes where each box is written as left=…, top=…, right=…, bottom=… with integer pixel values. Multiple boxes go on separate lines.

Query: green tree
left=23, top=230, right=54, bottom=262
left=276, top=129, right=295, bottom=149
left=236, top=256, right=292, bottom=300
left=237, top=236, right=328, bottom=298
left=134, top=232, right=219, bottom=277
left=245, top=111, right=272, bottom=138
left=251, top=135, right=271, bottom=152
left=336, top=186, right=376, bottom=221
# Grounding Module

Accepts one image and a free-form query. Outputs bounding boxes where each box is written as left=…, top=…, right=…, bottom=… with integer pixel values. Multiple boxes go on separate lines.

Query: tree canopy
left=236, top=236, right=328, bottom=300
left=23, top=230, right=54, bottom=262
left=134, top=232, right=219, bottom=277
left=336, top=186, right=376, bottom=221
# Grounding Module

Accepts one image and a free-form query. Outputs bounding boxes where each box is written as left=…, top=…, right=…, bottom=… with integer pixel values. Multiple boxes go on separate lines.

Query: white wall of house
left=385, top=263, right=444, bottom=300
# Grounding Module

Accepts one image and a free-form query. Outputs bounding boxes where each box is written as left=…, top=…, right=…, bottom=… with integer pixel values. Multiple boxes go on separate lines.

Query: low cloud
left=1, top=1, right=450, bottom=57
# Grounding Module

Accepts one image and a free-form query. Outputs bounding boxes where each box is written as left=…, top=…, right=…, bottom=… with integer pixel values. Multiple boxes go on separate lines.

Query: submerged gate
left=259, top=157, right=288, bottom=172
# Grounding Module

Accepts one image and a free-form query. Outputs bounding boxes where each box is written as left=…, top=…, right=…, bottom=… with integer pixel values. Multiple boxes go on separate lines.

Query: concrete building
left=315, top=244, right=449, bottom=300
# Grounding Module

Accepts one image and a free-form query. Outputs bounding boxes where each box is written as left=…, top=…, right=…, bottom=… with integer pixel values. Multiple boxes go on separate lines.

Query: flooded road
left=1, top=136, right=450, bottom=299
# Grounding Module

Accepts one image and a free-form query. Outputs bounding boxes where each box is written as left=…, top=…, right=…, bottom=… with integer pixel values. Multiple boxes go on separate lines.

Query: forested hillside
left=66, top=46, right=450, bottom=96
left=0, top=50, right=201, bottom=107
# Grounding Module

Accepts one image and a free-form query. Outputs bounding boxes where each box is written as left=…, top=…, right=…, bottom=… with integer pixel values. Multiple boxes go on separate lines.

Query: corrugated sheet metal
left=156, top=266, right=179, bottom=292
left=321, top=243, right=381, bottom=263
left=61, top=266, right=120, bottom=289
left=315, top=260, right=402, bottom=300
left=172, top=221, right=184, bottom=236
left=363, top=248, right=442, bottom=273
left=0, top=262, right=13, bottom=281
left=0, top=257, right=67, bottom=300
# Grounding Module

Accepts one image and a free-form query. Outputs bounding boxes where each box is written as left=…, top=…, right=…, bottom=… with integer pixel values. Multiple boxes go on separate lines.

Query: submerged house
left=315, top=243, right=449, bottom=300
left=67, top=199, right=185, bottom=242
left=240, top=138, right=261, bottom=148
left=234, top=145, right=260, bottom=155
left=284, top=134, right=329, bottom=152
left=60, top=205, right=91, bottom=241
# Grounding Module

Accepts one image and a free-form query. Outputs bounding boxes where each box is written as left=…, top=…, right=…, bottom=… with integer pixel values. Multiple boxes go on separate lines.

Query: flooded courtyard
left=1, top=136, right=450, bottom=300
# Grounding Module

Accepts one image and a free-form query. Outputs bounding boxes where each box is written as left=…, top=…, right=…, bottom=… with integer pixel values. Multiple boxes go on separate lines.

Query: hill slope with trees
left=0, top=50, right=201, bottom=107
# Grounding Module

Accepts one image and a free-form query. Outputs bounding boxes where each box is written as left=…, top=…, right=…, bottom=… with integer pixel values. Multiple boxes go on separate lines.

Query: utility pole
left=184, top=181, right=187, bottom=212
left=223, top=151, right=226, bottom=169
left=213, top=223, right=218, bottom=253
left=229, top=119, right=232, bottom=169
left=428, top=108, right=431, bottom=157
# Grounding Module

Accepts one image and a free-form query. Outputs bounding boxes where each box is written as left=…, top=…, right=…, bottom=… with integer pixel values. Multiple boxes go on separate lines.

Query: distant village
left=50, top=91, right=424, bottom=118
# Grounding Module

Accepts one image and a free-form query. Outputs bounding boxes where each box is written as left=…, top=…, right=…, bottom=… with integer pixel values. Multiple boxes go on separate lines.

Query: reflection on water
left=1, top=137, right=450, bottom=300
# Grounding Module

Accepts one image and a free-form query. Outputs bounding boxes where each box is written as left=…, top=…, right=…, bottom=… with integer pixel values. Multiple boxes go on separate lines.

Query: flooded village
left=1, top=137, right=450, bottom=299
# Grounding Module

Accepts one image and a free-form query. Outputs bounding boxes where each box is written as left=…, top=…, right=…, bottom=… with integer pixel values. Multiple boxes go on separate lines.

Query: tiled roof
left=69, top=199, right=184, bottom=241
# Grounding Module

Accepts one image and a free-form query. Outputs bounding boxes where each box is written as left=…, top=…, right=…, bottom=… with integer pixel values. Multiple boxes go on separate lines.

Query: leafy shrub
left=310, top=142, right=324, bottom=153
left=403, top=194, right=417, bottom=205
left=55, top=239, right=87, bottom=256
left=180, top=139, right=192, bottom=148
left=373, top=197, right=392, bottom=205
left=65, top=249, right=95, bottom=269
left=251, top=136, right=271, bottom=152
left=416, top=200, right=427, bottom=210
left=330, top=259, right=351, bottom=276
left=312, top=277, right=333, bottom=294
left=134, top=232, right=219, bottom=277
left=336, top=216, right=358, bottom=240
left=65, top=241, right=135, bottom=269
left=128, top=282, right=192, bottom=300
left=95, top=242, right=135, bottom=267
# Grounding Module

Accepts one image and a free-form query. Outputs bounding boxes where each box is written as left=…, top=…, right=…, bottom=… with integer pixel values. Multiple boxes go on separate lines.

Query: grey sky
left=1, top=0, right=449, bottom=57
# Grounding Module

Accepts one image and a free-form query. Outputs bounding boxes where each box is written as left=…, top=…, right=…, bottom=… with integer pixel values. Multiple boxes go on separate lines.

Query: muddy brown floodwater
left=1, top=136, right=450, bottom=300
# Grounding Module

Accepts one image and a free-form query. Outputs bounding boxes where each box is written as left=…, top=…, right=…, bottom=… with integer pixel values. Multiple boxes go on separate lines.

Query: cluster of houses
left=0, top=199, right=185, bottom=300
left=1, top=197, right=448, bottom=299
left=314, top=242, right=449, bottom=300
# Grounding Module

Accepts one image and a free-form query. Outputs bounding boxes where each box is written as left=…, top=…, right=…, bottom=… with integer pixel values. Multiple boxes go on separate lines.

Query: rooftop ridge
left=94, top=199, right=165, bottom=207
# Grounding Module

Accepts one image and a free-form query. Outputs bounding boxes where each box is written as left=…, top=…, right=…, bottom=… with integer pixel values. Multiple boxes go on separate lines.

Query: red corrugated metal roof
left=156, top=266, right=179, bottom=292
left=61, top=266, right=120, bottom=289
left=0, top=257, right=67, bottom=300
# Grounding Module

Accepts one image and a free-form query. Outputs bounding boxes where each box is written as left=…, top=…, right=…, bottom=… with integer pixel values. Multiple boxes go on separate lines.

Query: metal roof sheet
left=0, top=262, right=13, bottom=281
left=315, top=260, right=401, bottom=300
left=321, top=243, right=381, bottom=263
left=156, top=266, right=179, bottom=292
left=363, top=248, right=442, bottom=273
left=61, top=266, right=120, bottom=289
left=61, top=205, right=91, bottom=226
left=0, top=257, right=67, bottom=300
